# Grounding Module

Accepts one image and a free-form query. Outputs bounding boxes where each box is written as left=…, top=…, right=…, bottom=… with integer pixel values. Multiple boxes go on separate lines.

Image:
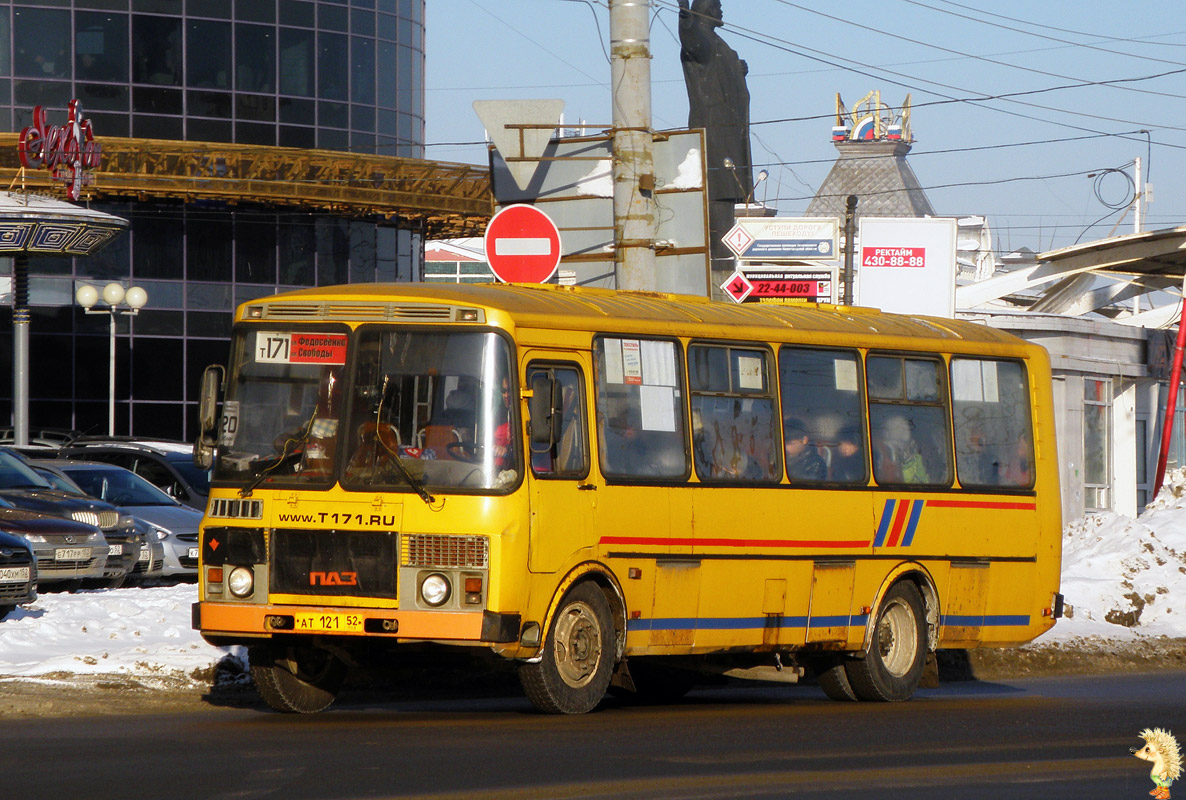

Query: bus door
left=525, top=358, right=595, bottom=575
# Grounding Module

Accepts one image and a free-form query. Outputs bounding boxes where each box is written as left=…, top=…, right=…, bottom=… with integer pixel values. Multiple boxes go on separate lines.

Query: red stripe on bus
left=925, top=500, right=1037, bottom=510
left=599, top=536, right=870, bottom=549
left=885, top=500, right=912, bottom=547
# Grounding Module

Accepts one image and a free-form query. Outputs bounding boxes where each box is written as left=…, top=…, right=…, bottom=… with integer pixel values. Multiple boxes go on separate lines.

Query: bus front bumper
left=192, top=601, right=520, bottom=644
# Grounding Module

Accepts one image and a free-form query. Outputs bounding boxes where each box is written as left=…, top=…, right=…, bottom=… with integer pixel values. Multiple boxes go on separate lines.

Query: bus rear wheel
left=520, top=582, right=615, bottom=714
left=845, top=581, right=927, bottom=702
left=249, top=643, right=347, bottom=714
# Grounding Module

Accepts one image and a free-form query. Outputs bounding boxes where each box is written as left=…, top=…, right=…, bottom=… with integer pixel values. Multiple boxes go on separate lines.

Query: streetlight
left=76, top=281, right=148, bottom=436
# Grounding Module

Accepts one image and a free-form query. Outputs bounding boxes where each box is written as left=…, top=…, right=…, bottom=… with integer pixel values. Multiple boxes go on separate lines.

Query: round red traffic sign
left=483, top=203, right=561, bottom=283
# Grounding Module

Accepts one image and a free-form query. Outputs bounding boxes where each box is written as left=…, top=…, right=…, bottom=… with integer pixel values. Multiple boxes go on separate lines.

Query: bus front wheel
left=845, top=581, right=927, bottom=702
left=249, top=643, right=347, bottom=714
left=520, top=582, right=615, bottom=714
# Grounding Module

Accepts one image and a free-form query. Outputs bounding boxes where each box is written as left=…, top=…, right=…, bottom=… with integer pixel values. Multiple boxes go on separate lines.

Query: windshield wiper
left=239, top=417, right=315, bottom=497
left=372, top=374, right=434, bottom=507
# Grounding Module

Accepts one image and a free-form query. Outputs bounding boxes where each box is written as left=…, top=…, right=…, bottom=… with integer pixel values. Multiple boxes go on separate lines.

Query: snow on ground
left=3, top=471, right=1186, bottom=685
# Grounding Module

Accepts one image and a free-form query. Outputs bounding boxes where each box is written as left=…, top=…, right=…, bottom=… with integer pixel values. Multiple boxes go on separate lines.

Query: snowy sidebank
left=3, top=472, right=1186, bottom=687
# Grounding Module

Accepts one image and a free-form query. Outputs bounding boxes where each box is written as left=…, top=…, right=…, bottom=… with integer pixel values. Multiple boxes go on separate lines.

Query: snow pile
left=0, top=583, right=237, bottom=687
left=1049, top=468, right=1186, bottom=642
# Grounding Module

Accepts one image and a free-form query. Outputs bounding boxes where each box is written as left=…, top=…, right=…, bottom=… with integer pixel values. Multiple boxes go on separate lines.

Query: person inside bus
left=830, top=423, right=865, bottom=483
left=874, top=413, right=930, bottom=484
left=783, top=417, right=826, bottom=482
left=492, top=376, right=514, bottom=470
left=1001, top=431, right=1033, bottom=486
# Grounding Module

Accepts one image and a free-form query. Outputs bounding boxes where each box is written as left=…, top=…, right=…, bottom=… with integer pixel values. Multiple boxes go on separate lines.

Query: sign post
left=483, top=204, right=562, bottom=284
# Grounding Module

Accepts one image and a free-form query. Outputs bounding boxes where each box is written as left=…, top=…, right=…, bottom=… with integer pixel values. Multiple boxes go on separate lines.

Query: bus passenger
left=875, top=414, right=929, bottom=484
left=1001, top=432, right=1033, bottom=486
left=783, top=417, right=826, bottom=482
left=830, top=424, right=865, bottom=483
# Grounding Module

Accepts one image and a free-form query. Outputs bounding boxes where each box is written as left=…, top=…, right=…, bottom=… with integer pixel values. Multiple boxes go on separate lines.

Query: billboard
left=856, top=217, right=957, bottom=317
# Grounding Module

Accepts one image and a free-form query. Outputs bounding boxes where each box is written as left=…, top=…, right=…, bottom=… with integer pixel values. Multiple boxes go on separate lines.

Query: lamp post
left=76, top=282, right=148, bottom=436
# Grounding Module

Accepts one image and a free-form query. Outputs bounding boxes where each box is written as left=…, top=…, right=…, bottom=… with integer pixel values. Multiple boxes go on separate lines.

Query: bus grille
left=71, top=510, right=120, bottom=530
left=251, top=301, right=482, bottom=323
left=209, top=498, right=263, bottom=520
left=271, top=528, right=398, bottom=598
left=402, top=534, right=488, bottom=569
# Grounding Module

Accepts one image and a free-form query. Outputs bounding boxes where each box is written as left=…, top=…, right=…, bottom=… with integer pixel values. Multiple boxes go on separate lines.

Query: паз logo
left=309, top=571, right=358, bottom=587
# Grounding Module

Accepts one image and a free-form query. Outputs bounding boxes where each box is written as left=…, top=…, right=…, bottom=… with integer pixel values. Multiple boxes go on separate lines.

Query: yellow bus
left=192, top=283, right=1063, bottom=714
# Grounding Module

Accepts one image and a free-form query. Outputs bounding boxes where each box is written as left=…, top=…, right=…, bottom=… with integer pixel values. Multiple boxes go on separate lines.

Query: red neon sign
left=18, top=100, right=102, bottom=201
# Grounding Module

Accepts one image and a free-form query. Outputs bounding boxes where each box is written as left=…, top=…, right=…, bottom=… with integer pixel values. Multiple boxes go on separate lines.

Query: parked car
left=0, top=507, right=108, bottom=590
left=33, top=460, right=201, bottom=580
left=0, top=447, right=140, bottom=587
left=0, top=528, right=36, bottom=618
left=57, top=439, right=210, bottom=511
left=31, top=463, right=164, bottom=585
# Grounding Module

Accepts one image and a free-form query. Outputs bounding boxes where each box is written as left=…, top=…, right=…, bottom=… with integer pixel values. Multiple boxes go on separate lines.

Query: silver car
left=34, top=461, right=201, bottom=580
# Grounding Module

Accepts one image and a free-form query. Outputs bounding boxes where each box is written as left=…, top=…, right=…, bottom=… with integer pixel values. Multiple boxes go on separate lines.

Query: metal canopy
left=1039, top=225, right=1186, bottom=279
left=0, top=191, right=127, bottom=255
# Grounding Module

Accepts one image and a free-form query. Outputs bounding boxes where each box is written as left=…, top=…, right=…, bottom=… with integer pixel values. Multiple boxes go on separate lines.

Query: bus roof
left=239, top=282, right=1030, bottom=350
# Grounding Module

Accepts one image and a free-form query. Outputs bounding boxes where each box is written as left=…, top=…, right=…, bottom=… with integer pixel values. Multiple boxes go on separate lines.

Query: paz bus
left=191, top=283, right=1063, bottom=714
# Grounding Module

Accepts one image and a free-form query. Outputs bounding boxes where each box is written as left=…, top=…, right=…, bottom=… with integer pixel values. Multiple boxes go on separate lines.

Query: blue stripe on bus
left=627, top=614, right=870, bottom=633
left=901, top=498, right=925, bottom=546
left=873, top=498, right=895, bottom=547
left=941, top=614, right=1030, bottom=627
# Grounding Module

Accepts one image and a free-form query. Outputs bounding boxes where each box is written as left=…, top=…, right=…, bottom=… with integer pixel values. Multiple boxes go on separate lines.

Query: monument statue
left=678, top=0, right=753, bottom=292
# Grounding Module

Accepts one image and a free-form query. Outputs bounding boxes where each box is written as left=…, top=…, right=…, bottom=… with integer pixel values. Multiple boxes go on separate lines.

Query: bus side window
left=594, top=337, right=688, bottom=481
left=778, top=346, right=868, bottom=484
left=867, top=355, right=952, bottom=487
left=689, top=344, right=779, bottom=483
left=528, top=364, right=588, bottom=478
left=951, top=358, right=1034, bottom=489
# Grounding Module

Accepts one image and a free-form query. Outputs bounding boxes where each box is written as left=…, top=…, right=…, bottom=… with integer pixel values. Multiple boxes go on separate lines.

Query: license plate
left=138, top=548, right=149, bottom=562
left=187, top=547, right=200, bottom=560
left=55, top=547, right=90, bottom=561
left=108, top=544, right=123, bottom=556
left=294, top=612, right=365, bottom=633
left=0, top=566, right=29, bottom=583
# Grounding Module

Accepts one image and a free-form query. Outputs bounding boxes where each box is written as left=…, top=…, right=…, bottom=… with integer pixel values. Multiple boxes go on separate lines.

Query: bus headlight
left=420, top=573, right=451, bottom=607
left=227, top=566, right=254, bottom=598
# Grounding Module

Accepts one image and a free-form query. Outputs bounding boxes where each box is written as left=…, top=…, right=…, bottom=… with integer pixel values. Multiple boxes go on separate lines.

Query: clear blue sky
left=426, top=0, right=1186, bottom=254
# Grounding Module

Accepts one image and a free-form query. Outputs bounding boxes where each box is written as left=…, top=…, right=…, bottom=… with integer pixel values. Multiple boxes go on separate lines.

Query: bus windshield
left=213, top=327, right=519, bottom=494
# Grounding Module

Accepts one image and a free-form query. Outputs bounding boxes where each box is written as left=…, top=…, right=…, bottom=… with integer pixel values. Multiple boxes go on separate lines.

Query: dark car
left=0, top=507, right=107, bottom=590
left=57, top=439, right=210, bottom=511
left=0, top=447, right=139, bottom=587
left=0, top=528, right=36, bottom=617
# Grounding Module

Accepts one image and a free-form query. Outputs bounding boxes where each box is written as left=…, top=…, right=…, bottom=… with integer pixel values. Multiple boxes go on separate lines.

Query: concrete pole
left=609, top=0, right=656, bottom=291
left=12, top=254, right=28, bottom=447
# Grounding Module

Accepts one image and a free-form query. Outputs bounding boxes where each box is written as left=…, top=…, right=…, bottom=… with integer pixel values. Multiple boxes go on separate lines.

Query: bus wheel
left=249, top=643, right=347, bottom=714
left=845, top=581, right=926, bottom=702
left=520, top=582, right=615, bottom=714
left=815, top=656, right=859, bottom=701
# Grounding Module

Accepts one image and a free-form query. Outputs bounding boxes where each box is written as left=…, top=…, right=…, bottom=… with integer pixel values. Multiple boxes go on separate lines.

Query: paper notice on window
left=980, top=361, right=1000, bottom=403
left=640, top=385, right=677, bottom=432
left=604, top=339, right=625, bottom=384
left=640, top=340, right=677, bottom=386
left=834, top=358, right=858, bottom=392
left=953, top=359, right=999, bottom=403
left=622, top=340, right=643, bottom=385
left=737, top=355, right=763, bottom=390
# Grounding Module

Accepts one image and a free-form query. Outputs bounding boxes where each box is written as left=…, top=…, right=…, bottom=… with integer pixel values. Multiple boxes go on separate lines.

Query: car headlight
left=227, top=566, right=254, bottom=598
left=117, top=514, right=136, bottom=532
left=420, top=573, right=451, bottom=607
left=87, top=530, right=105, bottom=543
left=135, top=519, right=172, bottom=541
left=21, top=534, right=45, bottom=543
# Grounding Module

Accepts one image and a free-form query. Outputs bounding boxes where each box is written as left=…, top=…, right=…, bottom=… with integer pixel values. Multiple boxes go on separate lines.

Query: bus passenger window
left=528, top=365, right=588, bottom=478
left=951, top=358, right=1034, bottom=489
left=689, top=344, right=779, bottom=483
left=594, top=337, right=688, bottom=481
left=778, top=347, right=867, bottom=484
left=867, top=355, right=952, bottom=487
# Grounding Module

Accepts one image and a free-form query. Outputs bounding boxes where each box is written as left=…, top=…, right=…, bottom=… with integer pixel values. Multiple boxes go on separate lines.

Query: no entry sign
left=484, top=204, right=562, bottom=283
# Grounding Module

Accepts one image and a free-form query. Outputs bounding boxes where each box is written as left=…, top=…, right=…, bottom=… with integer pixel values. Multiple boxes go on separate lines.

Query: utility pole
left=1133, top=156, right=1142, bottom=233
left=609, top=0, right=656, bottom=291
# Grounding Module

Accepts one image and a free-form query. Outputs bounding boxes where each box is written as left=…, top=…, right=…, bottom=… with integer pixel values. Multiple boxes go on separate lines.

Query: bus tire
left=815, top=656, right=859, bottom=701
left=249, top=643, right=347, bottom=714
left=845, top=581, right=927, bottom=702
left=519, top=582, right=615, bottom=714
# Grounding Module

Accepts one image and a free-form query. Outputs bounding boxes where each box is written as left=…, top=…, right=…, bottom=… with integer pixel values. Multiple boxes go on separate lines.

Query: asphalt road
left=3, top=673, right=1183, bottom=799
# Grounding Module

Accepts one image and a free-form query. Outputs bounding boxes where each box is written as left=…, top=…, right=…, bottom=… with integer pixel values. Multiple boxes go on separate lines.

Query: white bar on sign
left=495, top=238, right=552, bottom=256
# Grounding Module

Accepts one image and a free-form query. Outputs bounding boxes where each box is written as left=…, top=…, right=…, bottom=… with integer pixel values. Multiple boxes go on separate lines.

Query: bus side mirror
left=528, top=373, right=561, bottom=448
left=194, top=365, right=225, bottom=469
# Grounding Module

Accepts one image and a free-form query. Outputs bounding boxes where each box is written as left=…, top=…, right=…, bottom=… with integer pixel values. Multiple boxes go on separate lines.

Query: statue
left=678, top=0, right=753, bottom=292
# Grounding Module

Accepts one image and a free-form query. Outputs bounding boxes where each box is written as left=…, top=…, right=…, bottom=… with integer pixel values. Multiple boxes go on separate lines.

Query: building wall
left=0, top=1, right=426, bottom=440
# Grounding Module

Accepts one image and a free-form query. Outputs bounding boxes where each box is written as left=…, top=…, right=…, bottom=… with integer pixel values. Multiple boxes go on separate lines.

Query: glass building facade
left=0, top=0, right=426, bottom=440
